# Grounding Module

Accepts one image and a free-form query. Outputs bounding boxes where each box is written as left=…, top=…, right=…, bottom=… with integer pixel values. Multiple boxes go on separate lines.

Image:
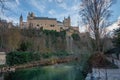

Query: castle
left=19, top=12, right=79, bottom=32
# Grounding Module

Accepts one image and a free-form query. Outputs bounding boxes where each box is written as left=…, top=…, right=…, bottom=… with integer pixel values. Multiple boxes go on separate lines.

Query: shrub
left=6, top=51, right=69, bottom=66
left=6, top=51, right=41, bottom=66
left=18, top=41, right=32, bottom=51
left=72, top=33, right=80, bottom=41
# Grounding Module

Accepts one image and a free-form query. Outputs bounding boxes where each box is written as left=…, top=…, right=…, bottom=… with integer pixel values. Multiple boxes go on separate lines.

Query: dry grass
left=88, top=53, right=118, bottom=69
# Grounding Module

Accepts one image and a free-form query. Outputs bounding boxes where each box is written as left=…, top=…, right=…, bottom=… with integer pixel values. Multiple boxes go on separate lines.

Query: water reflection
left=3, top=64, right=84, bottom=80
left=0, top=73, right=4, bottom=80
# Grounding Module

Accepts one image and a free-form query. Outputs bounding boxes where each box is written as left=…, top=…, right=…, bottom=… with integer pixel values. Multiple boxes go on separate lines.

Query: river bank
left=0, top=55, right=79, bottom=73
left=1, top=61, right=84, bottom=80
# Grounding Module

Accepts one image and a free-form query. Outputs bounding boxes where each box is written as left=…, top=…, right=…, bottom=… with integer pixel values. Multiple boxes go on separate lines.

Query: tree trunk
left=95, top=26, right=101, bottom=53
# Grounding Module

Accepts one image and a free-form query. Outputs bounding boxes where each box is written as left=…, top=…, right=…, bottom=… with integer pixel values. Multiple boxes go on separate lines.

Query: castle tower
left=68, top=16, right=71, bottom=27
left=63, top=16, right=71, bottom=27
left=19, top=14, right=23, bottom=28
left=27, top=12, right=35, bottom=28
left=27, top=12, right=35, bottom=20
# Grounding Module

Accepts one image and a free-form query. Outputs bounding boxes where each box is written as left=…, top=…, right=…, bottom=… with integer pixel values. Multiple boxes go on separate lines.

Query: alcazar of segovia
left=19, top=12, right=79, bottom=34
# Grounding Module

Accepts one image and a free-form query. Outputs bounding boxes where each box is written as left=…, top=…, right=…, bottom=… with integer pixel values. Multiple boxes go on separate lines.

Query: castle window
left=50, top=24, right=55, bottom=27
left=60, top=27, right=63, bottom=30
left=37, top=24, right=39, bottom=26
left=29, top=23, right=33, bottom=27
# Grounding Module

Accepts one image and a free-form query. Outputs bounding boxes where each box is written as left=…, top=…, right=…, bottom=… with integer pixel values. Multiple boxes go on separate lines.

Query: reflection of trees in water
left=3, top=64, right=86, bottom=80
left=0, top=73, right=4, bottom=80
left=4, top=72, right=14, bottom=80
left=4, top=69, right=43, bottom=80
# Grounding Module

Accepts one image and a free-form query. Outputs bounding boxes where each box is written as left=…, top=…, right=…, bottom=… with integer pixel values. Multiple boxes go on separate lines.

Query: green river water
left=1, top=63, right=84, bottom=80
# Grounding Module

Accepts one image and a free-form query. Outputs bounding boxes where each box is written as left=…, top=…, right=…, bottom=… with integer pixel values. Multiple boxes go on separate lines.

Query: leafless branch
left=80, top=0, right=113, bottom=52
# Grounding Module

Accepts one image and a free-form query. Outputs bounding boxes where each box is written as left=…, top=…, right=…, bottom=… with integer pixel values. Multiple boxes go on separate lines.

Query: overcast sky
left=0, top=0, right=120, bottom=26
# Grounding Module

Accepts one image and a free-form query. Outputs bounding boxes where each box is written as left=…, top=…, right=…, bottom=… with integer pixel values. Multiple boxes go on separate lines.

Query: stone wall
left=0, top=52, right=6, bottom=65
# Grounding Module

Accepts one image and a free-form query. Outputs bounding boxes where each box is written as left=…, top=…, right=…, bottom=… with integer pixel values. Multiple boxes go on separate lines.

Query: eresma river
left=1, top=63, right=84, bottom=80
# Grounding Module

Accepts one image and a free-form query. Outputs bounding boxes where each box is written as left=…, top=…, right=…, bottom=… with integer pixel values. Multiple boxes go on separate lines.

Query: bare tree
left=0, top=0, right=14, bottom=14
left=0, top=0, right=7, bottom=13
left=80, top=0, right=113, bottom=53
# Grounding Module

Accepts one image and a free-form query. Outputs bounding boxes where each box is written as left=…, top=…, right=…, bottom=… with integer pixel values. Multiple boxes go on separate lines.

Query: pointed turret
left=68, top=15, right=70, bottom=19
left=19, top=14, right=23, bottom=28
left=20, top=14, right=23, bottom=22
left=68, top=16, right=71, bottom=27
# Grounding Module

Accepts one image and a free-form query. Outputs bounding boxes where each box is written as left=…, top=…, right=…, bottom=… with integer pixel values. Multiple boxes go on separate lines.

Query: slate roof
left=33, top=17, right=56, bottom=20
left=57, top=21, right=63, bottom=23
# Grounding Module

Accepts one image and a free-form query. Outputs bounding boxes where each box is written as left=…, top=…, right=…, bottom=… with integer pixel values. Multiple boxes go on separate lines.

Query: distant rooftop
left=57, top=21, right=62, bottom=23
left=0, top=52, right=6, bottom=55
